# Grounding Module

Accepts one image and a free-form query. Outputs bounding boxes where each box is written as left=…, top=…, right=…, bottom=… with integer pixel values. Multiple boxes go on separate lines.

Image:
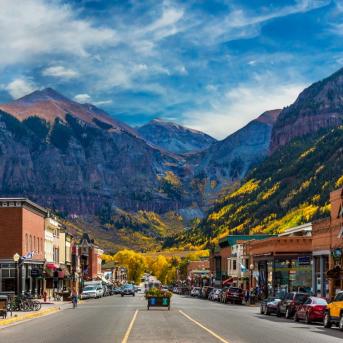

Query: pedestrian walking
left=71, top=288, right=78, bottom=309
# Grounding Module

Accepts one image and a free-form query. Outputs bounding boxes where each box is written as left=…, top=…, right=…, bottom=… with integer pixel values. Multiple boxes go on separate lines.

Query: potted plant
left=145, top=287, right=172, bottom=310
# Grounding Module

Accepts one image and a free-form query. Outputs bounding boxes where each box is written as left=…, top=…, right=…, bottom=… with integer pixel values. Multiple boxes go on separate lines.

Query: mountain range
left=1, top=67, right=343, bottom=250
left=137, top=118, right=216, bottom=154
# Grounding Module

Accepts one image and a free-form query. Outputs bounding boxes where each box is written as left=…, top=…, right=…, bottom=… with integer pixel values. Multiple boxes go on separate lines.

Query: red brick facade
left=0, top=204, right=46, bottom=259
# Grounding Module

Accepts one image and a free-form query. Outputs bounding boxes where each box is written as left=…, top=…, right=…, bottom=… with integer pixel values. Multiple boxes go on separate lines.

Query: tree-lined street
left=1, top=293, right=342, bottom=343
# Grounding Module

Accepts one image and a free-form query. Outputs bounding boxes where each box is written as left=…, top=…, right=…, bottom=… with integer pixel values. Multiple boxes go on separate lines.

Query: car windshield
left=84, top=286, right=96, bottom=291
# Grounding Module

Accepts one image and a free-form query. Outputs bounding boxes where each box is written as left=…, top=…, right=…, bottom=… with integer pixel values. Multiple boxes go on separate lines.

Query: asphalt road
left=1, top=293, right=342, bottom=343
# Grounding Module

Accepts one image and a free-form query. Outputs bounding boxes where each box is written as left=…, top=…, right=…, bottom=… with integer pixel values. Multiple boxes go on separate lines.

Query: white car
left=81, top=285, right=104, bottom=299
left=191, top=287, right=201, bottom=297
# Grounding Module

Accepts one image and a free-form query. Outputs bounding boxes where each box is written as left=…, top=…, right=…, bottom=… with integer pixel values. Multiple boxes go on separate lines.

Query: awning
left=46, top=263, right=59, bottom=270
left=223, top=278, right=234, bottom=286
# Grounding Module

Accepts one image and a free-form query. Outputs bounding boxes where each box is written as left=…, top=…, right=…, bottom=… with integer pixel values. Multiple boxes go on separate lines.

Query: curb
left=0, top=307, right=60, bottom=326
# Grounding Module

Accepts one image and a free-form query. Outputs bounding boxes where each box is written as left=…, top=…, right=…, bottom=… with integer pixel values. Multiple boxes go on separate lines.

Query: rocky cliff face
left=137, top=118, right=216, bottom=154
left=188, top=110, right=281, bottom=205
left=0, top=91, right=193, bottom=216
left=271, top=68, right=343, bottom=152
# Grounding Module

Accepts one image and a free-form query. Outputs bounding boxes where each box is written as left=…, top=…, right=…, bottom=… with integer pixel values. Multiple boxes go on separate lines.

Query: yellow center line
left=179, top=310, right=230, bottom=343
left=121, top=309, right=139, bottom=343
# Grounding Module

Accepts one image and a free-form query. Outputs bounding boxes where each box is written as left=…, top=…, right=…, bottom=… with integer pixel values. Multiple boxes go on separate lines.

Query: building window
left=34, top=236, right=36, bottom=251
left=29, top=235, right=32, bottom=252
left=25, top=234, right=28, bottom=253
left=1, top=264, right=16, bottom=292
left=233, top=260, right=237, bottom=270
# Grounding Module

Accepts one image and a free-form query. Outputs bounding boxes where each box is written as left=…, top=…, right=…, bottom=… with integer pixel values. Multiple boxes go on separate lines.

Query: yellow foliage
left=263, top=203, right=319, bottom=234
left=227, top=179, right=260, bottom=199
left=260, top=182, right=280, bottom=200
left=208, top=204, right=233, bottom=221
left=163, top=171, right=181, bottom=188
left=336, top=175, right=343, bottom=188
left=299, top=146, right=315, bottom=159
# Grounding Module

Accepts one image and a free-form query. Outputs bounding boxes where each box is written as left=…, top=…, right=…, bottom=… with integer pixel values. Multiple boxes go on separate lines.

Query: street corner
left=0, top=306, right=60, bottom=327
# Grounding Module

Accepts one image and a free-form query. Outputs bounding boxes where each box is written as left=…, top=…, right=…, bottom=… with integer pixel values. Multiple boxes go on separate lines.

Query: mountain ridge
left=138, top=117, right=216, bottom=154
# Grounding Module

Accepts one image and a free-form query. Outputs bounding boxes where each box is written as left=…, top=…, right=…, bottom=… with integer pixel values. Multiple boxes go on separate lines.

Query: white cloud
left=93, top=100, right=113, bottom=106
left=42, top=66, right=78, bottom=79
left=196, top=0, right=331, bottom=45
left=183, top=80, right=306, bottom=139
left=74, top=93, right=91, bottom=103
left=5, top=79, right=37, bottom=99
left=0, top=0, right=117, bottom=67
left=74, top=93, right=112, bottom=106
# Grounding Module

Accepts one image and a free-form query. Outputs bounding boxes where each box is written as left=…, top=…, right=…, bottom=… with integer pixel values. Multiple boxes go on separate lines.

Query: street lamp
left=249, top=263, right=254, bottom=290
left=13, top=253, right=21, bottom=295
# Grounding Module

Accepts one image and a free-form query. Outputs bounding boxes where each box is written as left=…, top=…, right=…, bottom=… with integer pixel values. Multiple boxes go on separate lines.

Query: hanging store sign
left=331, top=248, right=342, bottom=262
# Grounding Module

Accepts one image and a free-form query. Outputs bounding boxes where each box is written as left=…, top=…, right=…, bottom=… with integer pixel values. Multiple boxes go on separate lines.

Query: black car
left=260, top=296, right=282, bottom=315
left=278, top=292, right=308, bottom=318
left=121, top=285, right=135, bottom=297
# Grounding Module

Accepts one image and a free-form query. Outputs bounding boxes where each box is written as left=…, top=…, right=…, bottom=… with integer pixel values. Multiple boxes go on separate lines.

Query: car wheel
left=121, top=294, right=124, bottom=297
left=323, top=313, right=332, bottom=328
left=266, top=308, right=270, bottom=316
left=305, top=313, right=311, bottom=325
left=260, top=306, right=264, bottom=314
left=276, top=307, right=281, bottom=317
left=294, top=313, right=299, bottom=322
left=339, top=315, right=343, bottom=331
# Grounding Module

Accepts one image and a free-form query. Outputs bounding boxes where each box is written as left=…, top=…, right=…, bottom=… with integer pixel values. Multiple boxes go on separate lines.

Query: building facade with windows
left=0, top=198, right=47, bottom=295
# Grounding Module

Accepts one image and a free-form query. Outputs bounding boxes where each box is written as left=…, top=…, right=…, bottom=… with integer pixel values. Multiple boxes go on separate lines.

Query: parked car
left=190, top=287, right=201, bottom=297
left=113, top=287, right=122, bottom=294
left=224, top=287, right=244, bottom=304
left=209, top=288, right=222, bottom=301
left=201, top=286, right=213, bottom=299
left=260, top=296, right=283, bottom=315
left=80, top=285, right=104, bottom=299
left=294, top=297, right=327, bottom=324
left=278, top=292, right=308, bottom=319
left=173, top=287, right=181, bottom=294
left=324, top=291, right=343, bottom=330
left=121, top=285, right=135, bottom=297
left=219, top=287, right=229, bottom=303
left=208, top=288, right=217, bottom=300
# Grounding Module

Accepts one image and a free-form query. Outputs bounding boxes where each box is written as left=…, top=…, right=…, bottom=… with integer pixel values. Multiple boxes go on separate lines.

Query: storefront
left=249, top=236, right=313, bottom=296
left=312, top=188, right=343, bottom=298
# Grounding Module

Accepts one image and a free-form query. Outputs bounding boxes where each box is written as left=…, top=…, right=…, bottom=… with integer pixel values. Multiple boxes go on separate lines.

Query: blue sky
left=0, top=0, right=342, bottom=138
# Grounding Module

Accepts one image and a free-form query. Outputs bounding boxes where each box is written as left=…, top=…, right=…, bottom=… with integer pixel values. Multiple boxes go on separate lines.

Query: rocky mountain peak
left=270, top=67, right=343, bottom=152
left=0, top=88, right=136, bottom=135
left=138, top=118, right=216, bottom=154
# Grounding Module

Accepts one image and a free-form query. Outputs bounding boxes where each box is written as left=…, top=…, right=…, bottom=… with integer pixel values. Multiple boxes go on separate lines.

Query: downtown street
left=0, top=292, right=342, bottom=343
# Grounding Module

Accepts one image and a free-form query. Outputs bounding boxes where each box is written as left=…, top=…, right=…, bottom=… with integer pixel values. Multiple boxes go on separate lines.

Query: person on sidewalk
left=71, top=288, right=78, bottom=309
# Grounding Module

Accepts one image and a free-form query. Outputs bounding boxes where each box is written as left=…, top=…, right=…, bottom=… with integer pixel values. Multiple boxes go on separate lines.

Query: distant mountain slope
left=271, top=68, right=343, bottom=152
left=201, top=126, right=343, bottom=239
left=0, top=88, right=136, bottom=135
left=0, top=90, right=194, bottom=216
left=138, top=118, right=216, bottom=154
left=189, top=110, right=281, bottom=204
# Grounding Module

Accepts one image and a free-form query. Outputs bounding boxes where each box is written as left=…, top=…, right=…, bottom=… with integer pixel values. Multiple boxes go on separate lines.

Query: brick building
left=312, top=188, right=343, bottom=298
left=209, top=235, right=271, bottom=286
left=0, top=198, right=47, bottom=295
left=79, top=233, right=103, bottom=281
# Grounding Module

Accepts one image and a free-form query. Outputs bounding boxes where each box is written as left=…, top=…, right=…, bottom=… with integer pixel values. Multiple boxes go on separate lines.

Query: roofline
left=0, top=197, right=48, bottom=216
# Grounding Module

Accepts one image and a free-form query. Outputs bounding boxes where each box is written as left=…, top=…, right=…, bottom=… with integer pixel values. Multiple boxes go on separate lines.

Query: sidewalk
left=0, top=301, right=69, bottom=327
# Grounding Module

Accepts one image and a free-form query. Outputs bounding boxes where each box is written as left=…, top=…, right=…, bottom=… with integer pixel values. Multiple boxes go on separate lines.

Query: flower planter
left=147, top=296, right=170, bottom=310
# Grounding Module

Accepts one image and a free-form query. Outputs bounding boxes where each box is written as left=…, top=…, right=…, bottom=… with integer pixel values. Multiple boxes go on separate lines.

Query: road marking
left=121, top=309, right=138, bottom=343
left=179, top=310, right=230, bottom=343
